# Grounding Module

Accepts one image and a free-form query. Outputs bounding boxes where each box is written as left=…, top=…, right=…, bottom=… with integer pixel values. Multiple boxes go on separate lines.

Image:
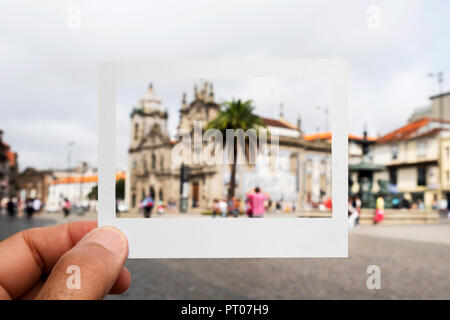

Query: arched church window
left=134, top=123, right=139, bottom=140
left=160, top=156, right=164, bottom=171
left=151, top=153, right=156, bottom=170
left=290, top=153, right=299, bottom=173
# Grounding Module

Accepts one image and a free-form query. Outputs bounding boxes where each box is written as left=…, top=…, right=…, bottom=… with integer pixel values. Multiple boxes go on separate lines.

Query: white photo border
left=98, top=60, right=348, bottom=258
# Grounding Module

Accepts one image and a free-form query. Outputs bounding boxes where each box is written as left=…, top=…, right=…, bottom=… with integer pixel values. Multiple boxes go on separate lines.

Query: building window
left=133, top=161, right=137, bottom=169
left=417, top=141, right=427, bottom=158
left=160, top=157, right=164, bottom=171
left=290, top=154, right=298, bottom=173
left=149, top=186, right=155, bottom=199
left=151, top=153, right=156, bottom=170
left=389, top=168, right=397, bottom=185
left=319, top=160, right=326, bottom=193
left=446, top=146, right=450, bottom=158
left=134, top=123, right=139, bottom=140
left=391, top=145, right=398, bottom=160
left=132, top=194, right=136, bottom=207
left=417, top=167, right=427, bottom=186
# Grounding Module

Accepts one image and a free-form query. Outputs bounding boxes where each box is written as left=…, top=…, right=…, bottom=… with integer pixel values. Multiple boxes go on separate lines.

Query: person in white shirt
left=219, top=199, right=228, bottom=217
left=32, top=198, right=41, bottom=213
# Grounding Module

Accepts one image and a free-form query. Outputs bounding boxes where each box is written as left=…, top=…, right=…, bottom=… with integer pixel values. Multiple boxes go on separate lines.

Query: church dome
left=139, top=83, right=162, bottom=112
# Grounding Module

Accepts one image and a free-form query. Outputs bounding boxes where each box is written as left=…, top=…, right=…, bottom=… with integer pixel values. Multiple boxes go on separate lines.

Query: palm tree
left=206, top=99, right=265, bottom=199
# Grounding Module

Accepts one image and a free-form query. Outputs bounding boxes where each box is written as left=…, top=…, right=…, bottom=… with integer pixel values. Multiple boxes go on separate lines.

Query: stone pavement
left=1, top=212, right=449, bottom=299
left=353, top=221, right=450, bottom=246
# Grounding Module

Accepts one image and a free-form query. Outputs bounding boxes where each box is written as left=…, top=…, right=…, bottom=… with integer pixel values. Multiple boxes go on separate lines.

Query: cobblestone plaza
left=1, top=212, right=448, bottom=299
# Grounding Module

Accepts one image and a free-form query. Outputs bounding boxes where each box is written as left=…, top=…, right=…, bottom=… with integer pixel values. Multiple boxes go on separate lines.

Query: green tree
left=206, top=99, right=265, bottom=198
left=88, top=185, right=98, bottom=200
left=116, top=178, right=125, bottom=200
left=88, top=178, right=126, bottom=200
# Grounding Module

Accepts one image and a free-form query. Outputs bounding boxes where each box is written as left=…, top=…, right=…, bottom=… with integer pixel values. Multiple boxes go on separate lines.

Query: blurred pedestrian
left=228, top=197, right=240, bottom=218
left=374, top=194, right=385, bottom=225
left=6, top=198, right=17, bottom=218
left=142, top=194, right=154, bottom=218
left=418, top=199, right=425, bottom=210
left=63, top=198, right=71, bottom=218
left=245, top=198, right=253, bottom=217
left=348, top=197, right=358, bottom=229
left=275, top=201, right=282, bottom=212
left=157, top=200, right=164, bottom=215
left=246, top=187, right=270, bottom=218
left=354, top=196, right=361, bottom=226
left=212, top=199, right=220, bottom=218
left=25, top=198, right=34, bottom=219
left=219, top=199, right=227, bottom=217
left=392, top=196, right=400, bottom=209
left=33, top=198, right=41, bottom=214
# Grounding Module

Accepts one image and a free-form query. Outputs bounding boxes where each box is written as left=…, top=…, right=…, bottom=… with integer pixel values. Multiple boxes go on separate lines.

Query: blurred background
left=1, top=0, right=449, bottom=299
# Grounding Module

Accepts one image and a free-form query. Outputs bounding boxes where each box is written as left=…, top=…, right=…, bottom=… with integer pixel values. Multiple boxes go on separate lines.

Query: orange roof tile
left=261, top=117, right=298, bottom=130
left=304, top=132, right=377, bottom=142
left=52, top=172, right=126, bottom=185
left=377, top=118, right=431, bottom=143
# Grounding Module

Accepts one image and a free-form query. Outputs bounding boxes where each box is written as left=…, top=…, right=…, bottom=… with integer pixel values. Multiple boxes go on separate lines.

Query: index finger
left=0, top=221, right=97, bottom=299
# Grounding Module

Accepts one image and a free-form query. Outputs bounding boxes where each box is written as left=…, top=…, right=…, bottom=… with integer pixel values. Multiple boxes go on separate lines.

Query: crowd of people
left=137, top=187, right=274, bottom=219
left=1, top=197, right=43, bottom=219
left=211, top=187, right=271, bottom=218
left=348, top=194, right=388, bottom=227
left=0, top=197, right=73, bottom=219
left=138, top=195, right=165, bottom=218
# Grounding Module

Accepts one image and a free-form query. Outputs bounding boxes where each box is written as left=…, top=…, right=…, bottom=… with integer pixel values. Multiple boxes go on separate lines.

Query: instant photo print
left=98, top=60, right=348, bottom=258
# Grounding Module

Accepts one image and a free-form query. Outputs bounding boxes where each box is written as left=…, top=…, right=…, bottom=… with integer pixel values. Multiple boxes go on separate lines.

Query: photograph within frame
left=98, top=60, right=348, bottom=258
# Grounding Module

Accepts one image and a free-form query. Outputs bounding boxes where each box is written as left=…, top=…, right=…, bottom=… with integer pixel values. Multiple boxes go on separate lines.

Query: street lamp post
left=67, top=141, right=75, bottom=172
left=428, top=72, right=445, bottom=204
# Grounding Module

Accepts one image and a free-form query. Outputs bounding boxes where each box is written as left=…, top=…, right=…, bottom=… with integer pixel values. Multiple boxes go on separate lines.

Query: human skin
left=0, top=221, right=130, bottom=300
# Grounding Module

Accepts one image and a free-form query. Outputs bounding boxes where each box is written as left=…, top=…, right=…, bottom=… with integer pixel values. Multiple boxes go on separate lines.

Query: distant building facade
left=409, top=92, right=450, bottom=123
left=126, top=82, right=332, bottom=212
left=0, top=130, right=19, bottom=201
left=17, top=168, right=54, bottom=204
left=371, top=117, right=450, bottom=207
left=17, top=162, right=124, bottom=212
left=304, top=132, right=377, bottom=165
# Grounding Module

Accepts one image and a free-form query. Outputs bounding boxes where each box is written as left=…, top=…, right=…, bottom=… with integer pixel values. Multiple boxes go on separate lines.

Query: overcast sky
left=1, top=0, right=449, bottom=170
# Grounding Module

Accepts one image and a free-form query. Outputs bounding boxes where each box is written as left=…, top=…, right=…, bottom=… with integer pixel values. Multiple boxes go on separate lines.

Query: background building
left=371, top=117, right=450, bottom=207
left=16, top=162, right=125, bottom=212
left=304, top=132, right=377, bottom=165
left=126, top=82, right=332, bottom=213
left=0, top=130, right=19, bottom=202
left=17, top=168, right=54, bottom=204
left=409, top=92, right=450, bottom=123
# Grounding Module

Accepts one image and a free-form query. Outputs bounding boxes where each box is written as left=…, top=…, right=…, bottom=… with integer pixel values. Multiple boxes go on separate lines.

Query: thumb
left=36, top=226, right=129, bottom=300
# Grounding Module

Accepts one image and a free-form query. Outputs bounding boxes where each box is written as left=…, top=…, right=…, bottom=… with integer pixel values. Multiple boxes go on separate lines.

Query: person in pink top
left=246, top=187, right=270, bottom=218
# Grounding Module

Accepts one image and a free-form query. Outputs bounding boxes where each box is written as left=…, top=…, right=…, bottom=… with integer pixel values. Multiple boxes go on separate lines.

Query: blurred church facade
left=125, top=82, right=332, bottom=212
